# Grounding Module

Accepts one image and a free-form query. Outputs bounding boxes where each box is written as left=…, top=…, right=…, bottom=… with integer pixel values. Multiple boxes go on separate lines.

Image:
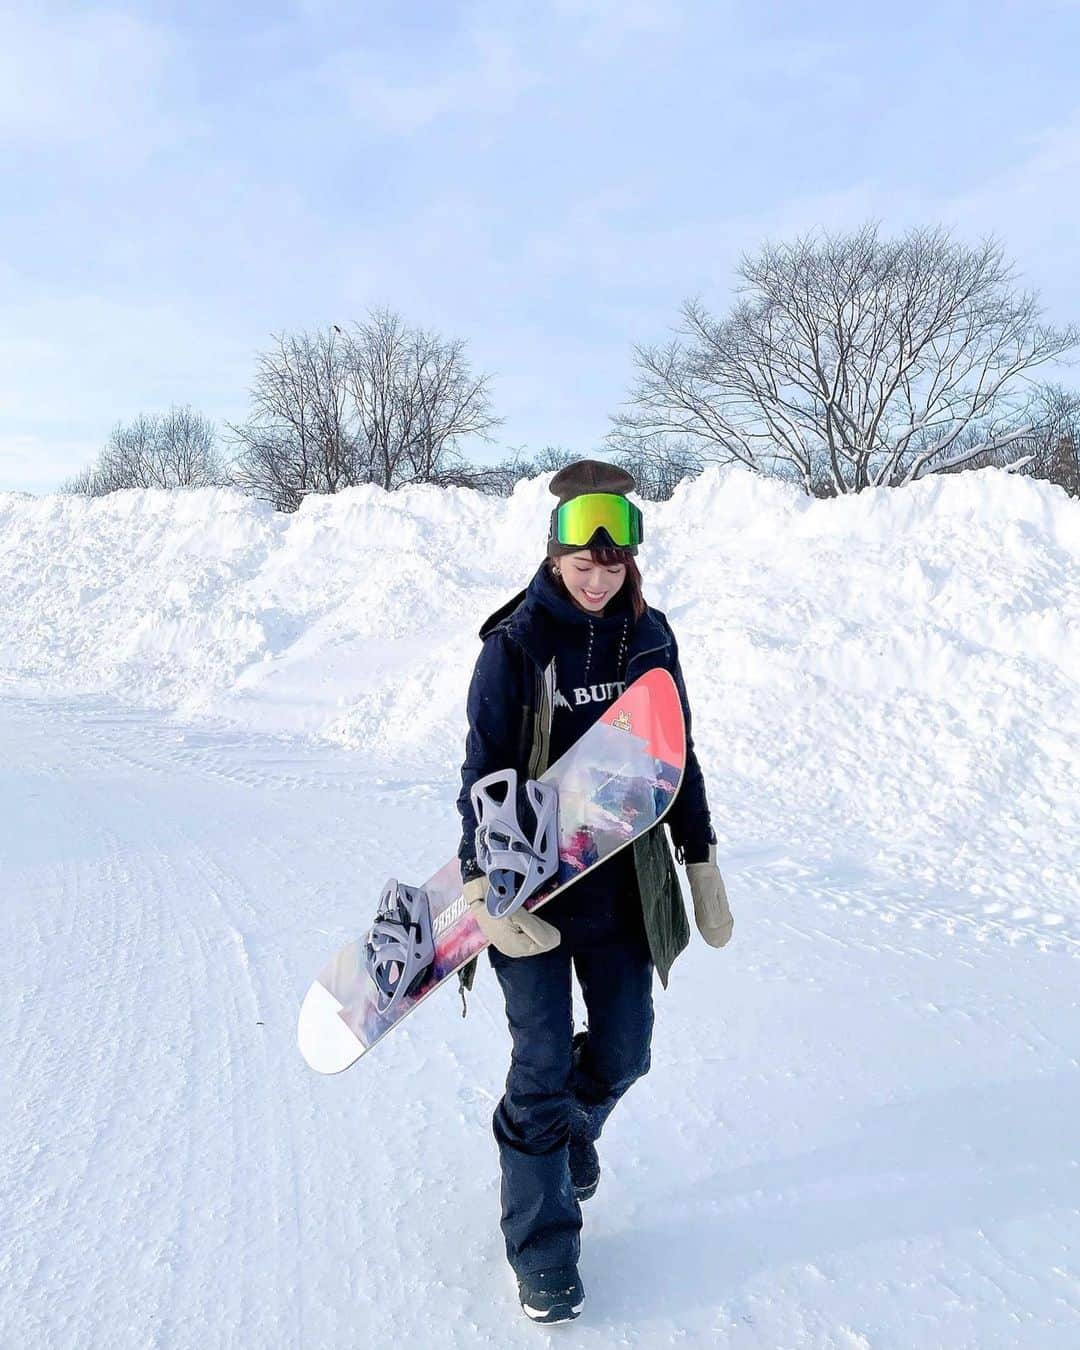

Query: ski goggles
left=549, top=493, right=644, bottom=549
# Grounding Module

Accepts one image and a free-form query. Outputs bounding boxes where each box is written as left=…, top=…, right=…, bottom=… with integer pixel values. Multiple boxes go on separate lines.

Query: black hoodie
left=457, top=561, right=715, bottom=931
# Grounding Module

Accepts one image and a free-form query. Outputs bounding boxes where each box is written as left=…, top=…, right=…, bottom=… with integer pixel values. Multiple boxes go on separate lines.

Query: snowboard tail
left=298, top=668, right=686, bottom=1074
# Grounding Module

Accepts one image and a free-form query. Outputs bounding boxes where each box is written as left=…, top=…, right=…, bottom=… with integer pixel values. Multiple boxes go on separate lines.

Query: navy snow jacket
left=456, top=561, right=714, bottom=879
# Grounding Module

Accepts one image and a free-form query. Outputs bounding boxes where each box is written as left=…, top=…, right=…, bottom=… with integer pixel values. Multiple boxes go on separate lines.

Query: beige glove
left=464, top=875, right=561, bottom=958
left=686, top=845, right=733, bottom=948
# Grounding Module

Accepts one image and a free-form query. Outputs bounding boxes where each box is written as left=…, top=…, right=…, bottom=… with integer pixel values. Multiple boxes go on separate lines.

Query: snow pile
left=0, top=478, right=549, bottom=760
left=2, top=466, right=1077, bottom=920
left=1, top=470, right=1075, bottom=745
left=3, top=467, right=1080, bottom=1348
left=1, top=475, right=1077, bottom=822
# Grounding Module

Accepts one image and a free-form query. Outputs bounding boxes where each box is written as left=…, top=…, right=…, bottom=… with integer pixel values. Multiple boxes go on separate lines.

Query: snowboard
left=297, top=667, right=686, bottom=1074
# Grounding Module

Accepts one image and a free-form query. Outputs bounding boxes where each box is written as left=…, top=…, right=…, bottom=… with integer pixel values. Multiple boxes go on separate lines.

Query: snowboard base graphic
left=298, top=668, right=686, bottom=1074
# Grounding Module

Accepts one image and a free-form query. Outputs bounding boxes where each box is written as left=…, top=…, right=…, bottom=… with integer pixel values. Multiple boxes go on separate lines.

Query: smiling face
left=555, top=549, right=627, bottom=613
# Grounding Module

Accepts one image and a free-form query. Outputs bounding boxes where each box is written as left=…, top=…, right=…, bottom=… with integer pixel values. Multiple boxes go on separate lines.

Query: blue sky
left=3, top=0, right=1080, bottom=492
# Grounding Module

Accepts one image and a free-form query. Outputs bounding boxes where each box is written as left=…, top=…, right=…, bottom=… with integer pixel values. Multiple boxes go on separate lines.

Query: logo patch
left=554, top=680, right=627, bottom=710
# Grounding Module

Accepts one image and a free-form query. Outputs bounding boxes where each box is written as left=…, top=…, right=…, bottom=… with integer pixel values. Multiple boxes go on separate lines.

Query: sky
left=2, top=0, right=1080, bottom=494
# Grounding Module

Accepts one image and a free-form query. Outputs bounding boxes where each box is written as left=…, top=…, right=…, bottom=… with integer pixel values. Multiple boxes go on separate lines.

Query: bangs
left=584, top=544, right=635, bottom=567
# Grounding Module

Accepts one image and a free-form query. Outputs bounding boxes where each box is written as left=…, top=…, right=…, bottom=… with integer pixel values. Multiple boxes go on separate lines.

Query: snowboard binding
left=364, top=879, right=435, bottom=1017
left=470, top=768, right=559, bottom=919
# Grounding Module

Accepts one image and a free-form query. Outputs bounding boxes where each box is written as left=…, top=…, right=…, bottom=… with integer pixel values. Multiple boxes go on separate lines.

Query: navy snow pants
left=487, top=877, right=655, bottom=1277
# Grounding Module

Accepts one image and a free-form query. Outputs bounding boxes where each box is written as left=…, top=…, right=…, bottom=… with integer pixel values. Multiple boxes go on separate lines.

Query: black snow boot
left=517, top=1266, right=585, bottom=1324
left=569, top=1135, right=600, bottom=1201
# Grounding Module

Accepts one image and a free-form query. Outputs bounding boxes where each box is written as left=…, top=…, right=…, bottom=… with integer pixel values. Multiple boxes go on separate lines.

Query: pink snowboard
left=298, top=668, right=686, bottom=1074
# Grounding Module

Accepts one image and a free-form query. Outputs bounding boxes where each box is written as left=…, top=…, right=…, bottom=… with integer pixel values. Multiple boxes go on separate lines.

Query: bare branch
left=612, top=223, right=1079, bottom=494
left=65, top=407, right=223, bottom=495
left=228, top=310, right=500, bottom=507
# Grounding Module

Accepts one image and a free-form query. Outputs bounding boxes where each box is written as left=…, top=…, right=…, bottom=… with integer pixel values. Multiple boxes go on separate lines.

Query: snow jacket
left=457, top=561, right=715, bottom=989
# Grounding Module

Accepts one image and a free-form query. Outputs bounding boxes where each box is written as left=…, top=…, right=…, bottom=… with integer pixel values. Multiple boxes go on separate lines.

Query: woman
left=456, top=459, right=733, bottom=1325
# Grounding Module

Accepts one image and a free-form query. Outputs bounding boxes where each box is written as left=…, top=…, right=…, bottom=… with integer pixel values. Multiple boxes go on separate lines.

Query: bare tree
left=1046, top=431, right=1080, bottom=499
left=63, top=407, right=222, bottom=495
left=343, top=308, right=500, bottom=490
left=228, top=311, right=499, bottom=508
left=528, top=446, right=583, bottom=477
left=227, top=328, right=358, bottom=511
left=60, top=464, right=99, bottom=495
left=613, top=224, right=1079, bottom=495
left=419, top=452, right=535, bottom=495
left=454, top=447, right=584, bottom=498
left=1019, top=383, right=1080, bottom=497
left=453, top=443, right=702, bottom=502
left=935, top=385, right=1080, bottom=495
left=609, top=438, right=704, bottom=500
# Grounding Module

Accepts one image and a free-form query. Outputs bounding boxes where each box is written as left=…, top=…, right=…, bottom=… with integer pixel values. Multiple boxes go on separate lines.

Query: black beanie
left=546, top=459, right=639, bottom=557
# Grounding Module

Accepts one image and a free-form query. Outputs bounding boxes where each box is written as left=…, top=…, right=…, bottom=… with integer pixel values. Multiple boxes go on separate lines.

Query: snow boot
left=569, top=1135, right=600, bottom=1201
left=517, top=1265, right=585, bottom=1324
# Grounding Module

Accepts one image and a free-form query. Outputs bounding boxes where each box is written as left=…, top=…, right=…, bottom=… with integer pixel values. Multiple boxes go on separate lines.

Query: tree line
left=64, top=224, right=1080, bottom=505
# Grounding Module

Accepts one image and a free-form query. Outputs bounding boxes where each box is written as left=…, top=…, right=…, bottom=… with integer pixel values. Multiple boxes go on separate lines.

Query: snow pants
left=487, top=884, right=655, bottom=1277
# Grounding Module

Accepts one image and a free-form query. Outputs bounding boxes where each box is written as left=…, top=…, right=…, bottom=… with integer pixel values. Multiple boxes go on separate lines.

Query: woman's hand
left=464, top=875, right=561, bottom=958
left=686, top=846, right=734, bottom=948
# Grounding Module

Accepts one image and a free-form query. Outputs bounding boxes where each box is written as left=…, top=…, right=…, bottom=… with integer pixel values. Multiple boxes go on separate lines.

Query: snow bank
left=1, top=469, right=1075, bottom=751
left=1, top=468, right=1078, bottom=914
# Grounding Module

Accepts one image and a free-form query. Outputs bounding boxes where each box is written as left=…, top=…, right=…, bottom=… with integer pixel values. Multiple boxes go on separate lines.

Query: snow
left=1, top=466, right=1078, bottom=1348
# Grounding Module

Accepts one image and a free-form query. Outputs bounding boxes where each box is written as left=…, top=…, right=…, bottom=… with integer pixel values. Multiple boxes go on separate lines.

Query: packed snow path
left=2, top=687, right=1078, bottom=1349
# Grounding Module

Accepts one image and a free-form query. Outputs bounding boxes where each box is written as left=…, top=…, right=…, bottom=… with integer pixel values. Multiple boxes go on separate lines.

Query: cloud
left=550, top=0, right=685, bottom=48
left=944, top=109, right=1080, bottom=226
left=0, top=8, right=171, bottom=156
left=923, top=108, right=1080, bottom=323
left=322, top=24, right=535, bottom=135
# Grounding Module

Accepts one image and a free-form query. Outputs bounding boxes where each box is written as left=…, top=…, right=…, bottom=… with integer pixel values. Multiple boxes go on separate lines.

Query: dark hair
left=548, top=547, right=646, bottom=621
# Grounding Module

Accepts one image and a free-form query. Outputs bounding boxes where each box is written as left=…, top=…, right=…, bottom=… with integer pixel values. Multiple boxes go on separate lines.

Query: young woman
left=456, top=459, right=733, bottom=1325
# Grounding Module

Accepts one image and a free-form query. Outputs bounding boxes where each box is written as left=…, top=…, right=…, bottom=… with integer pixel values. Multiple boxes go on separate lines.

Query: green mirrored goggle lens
left=553, top=493, right=643, bottom=548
